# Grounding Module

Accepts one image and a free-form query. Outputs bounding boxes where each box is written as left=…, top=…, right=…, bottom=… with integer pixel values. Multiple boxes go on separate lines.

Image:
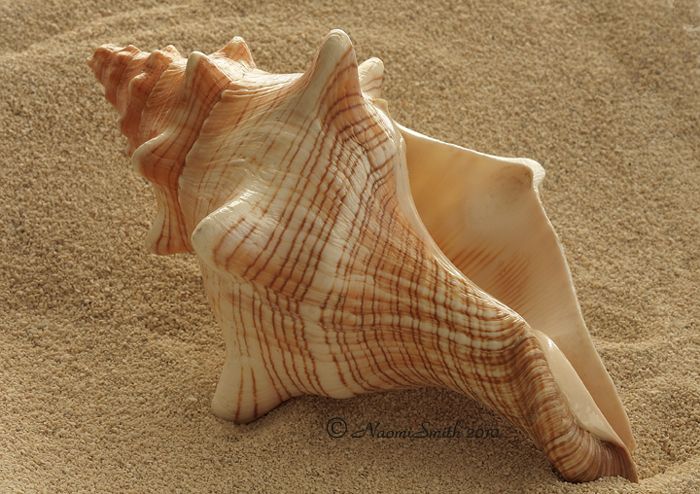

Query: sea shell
left=88, top=29, right=637, bottom=482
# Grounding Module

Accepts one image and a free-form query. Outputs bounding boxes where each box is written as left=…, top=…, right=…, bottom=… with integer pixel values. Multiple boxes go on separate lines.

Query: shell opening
left=393, top=124, right=636, bottom=458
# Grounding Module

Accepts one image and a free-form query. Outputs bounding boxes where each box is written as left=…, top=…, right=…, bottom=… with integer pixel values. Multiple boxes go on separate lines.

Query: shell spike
left=179, top=51, right=232, bottom=106
left=216, top=36, right=255, bottom=67
left=184, top=51, right=213, bottom=85
left=359, top=57, right=384, bottom=98
left=162, top=44, right=181, bottom=57
left=300, top=30, right=365, bottom=124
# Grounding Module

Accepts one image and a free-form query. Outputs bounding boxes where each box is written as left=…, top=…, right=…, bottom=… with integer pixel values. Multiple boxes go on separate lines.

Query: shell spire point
left=303, top=29, right=359, bottom=89
left=216, top=36, right=255, bottom=66
left=359, top=57, right=384, bottom=98
left=183, top=51, right=211, bottom=87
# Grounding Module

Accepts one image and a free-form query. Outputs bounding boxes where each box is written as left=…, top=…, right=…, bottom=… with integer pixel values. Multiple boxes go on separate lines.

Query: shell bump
left=88, top=29, right=637, bottom=482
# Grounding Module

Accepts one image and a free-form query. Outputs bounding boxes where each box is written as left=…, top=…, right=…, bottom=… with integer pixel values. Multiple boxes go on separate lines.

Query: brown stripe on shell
left=88, top=30, right=637, bottom=483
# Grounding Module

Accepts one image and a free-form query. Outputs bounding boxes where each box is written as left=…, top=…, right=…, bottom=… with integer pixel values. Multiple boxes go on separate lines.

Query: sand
left=1, top=0, right=699, bottom=492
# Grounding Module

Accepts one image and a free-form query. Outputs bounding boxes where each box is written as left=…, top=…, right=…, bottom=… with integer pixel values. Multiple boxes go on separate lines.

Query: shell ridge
left=133, top=51, right=233, bottom=253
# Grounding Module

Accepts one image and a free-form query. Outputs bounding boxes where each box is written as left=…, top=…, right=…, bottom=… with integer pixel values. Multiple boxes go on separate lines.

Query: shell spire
left=88, top=44, right=183, bottom=153
left=132, top=51, right=232, bottom=253
left=88, top=44, right=145, bottom=111
left=89, top=30, right=637, bottom=483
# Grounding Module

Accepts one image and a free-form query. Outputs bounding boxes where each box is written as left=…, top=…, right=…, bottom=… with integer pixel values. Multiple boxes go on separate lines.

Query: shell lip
left=393, top=123, right=636, bottom=460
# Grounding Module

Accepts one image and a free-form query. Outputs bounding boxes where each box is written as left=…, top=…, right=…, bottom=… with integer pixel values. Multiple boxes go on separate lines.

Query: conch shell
left=88, top=29, right=637, bottom=482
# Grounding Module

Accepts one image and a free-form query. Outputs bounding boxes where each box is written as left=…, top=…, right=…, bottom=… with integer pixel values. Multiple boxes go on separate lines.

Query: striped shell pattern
left=88, top=30, right=637, bottom=482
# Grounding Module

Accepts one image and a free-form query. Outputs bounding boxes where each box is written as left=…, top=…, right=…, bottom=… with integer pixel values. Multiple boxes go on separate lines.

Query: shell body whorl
left=88, top=30, right=637, bottom=482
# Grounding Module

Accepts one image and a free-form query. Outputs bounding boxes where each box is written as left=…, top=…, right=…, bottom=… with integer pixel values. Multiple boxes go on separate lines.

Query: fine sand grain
left=1, top=0, right=699, bottom=492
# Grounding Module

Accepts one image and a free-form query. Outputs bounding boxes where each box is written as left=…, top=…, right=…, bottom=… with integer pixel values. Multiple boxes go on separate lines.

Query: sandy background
left=1, top=0, right=699, bottom=492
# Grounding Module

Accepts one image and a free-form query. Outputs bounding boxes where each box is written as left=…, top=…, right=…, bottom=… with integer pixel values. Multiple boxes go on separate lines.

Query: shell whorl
left=88, top=37, right=260, bottom=253
left=87, top=32, right=382, bottom=254
left=88, top=30, right=637, bottom=482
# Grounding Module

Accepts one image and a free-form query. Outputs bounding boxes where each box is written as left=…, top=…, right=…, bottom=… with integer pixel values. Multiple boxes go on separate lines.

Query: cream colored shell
left=88, top=29, right=637, bottom=482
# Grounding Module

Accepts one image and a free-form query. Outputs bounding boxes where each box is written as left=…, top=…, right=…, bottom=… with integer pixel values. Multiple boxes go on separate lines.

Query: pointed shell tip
left=320, top=29, right=354, bottom=57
